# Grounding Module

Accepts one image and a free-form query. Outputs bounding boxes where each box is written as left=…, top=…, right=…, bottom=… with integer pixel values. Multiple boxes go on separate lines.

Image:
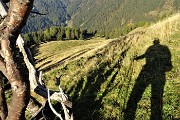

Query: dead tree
left=0, top=0, right=73, bottom=120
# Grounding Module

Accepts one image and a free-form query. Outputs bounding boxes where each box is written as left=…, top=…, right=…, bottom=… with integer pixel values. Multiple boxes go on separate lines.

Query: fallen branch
left=48, top=85, right=73, bottom=120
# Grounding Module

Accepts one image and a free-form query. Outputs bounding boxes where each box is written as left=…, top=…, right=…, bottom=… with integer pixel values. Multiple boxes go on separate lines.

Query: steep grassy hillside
left=34, top=14, right=180, bottom=119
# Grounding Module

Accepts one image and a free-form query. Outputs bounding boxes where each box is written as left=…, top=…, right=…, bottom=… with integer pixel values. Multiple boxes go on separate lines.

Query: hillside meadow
left=33, top=14, right=180, bottom=119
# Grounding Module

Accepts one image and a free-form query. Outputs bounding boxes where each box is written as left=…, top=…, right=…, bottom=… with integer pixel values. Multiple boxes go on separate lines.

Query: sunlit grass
left=34, top=14, right=180, bottom=120
left=35, top=39, right=112, bottom=71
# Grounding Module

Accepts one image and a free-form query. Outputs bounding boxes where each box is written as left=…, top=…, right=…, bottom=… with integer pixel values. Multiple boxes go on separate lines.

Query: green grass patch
left=34, top=19, right=180, bottom=119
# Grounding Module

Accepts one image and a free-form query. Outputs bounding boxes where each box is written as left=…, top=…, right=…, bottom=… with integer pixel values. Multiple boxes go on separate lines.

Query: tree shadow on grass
left=68, top=48, right=129, bottom=120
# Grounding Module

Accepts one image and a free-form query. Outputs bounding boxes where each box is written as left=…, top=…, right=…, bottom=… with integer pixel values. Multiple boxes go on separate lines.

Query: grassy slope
left=35, top=14, right=180, bottom=120
left=34, top=38, right=113, bottom=72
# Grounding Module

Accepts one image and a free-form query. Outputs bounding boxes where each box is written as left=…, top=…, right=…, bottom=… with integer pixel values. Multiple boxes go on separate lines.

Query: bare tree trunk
left=0, top=0, right=34, bottom=119
left=0, top=1, right=73, bottom=120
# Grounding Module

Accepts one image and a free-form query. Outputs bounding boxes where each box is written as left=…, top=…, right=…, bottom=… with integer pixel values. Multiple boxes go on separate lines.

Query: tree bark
left=0, top=0, right=34, bottom=119
left=0, top=1, right=74, bottom=119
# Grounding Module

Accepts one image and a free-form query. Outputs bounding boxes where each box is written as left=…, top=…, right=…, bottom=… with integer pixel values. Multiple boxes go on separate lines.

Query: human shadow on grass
left=68, top=48, right=129, bottom=120
left=124, top=39, right=173, bottom=120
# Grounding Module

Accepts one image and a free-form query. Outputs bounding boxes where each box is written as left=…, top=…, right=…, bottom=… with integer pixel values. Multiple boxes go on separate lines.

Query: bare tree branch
left=48, top=85, right=73, bottom=120
left=16, top=36, right=39, bottom=90
left=0, top=0, right=74, bottom=119
left=17, top=32, right=74, bottom=120
left=48, top=89, right=63, bottom=120
left=31, top=11, right=48, bottom=16
left=0, top=0, right=34, bottom=119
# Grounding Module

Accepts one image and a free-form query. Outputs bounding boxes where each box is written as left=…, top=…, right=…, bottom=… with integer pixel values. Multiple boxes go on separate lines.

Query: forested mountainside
left=23, top=0, right=69, bottom=33
left=24, top=0, right=180, bottom=37
left=68, top=0, right=179, bottom=37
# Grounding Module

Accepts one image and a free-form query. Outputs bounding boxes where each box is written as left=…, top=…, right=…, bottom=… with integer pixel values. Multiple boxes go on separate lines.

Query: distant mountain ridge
left=23, top=0, right=180, bottom=35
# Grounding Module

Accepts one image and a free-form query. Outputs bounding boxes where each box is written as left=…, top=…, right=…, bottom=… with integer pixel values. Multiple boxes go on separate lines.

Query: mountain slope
left=33, top=14, right=180, bottom=119
left=24, top=0, right=180, bottom=35
left=68, top=0, right=163, bottom=29
left=67, top=0, right=180, bottom=36
left=23, top=0, right=69, bottom=33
